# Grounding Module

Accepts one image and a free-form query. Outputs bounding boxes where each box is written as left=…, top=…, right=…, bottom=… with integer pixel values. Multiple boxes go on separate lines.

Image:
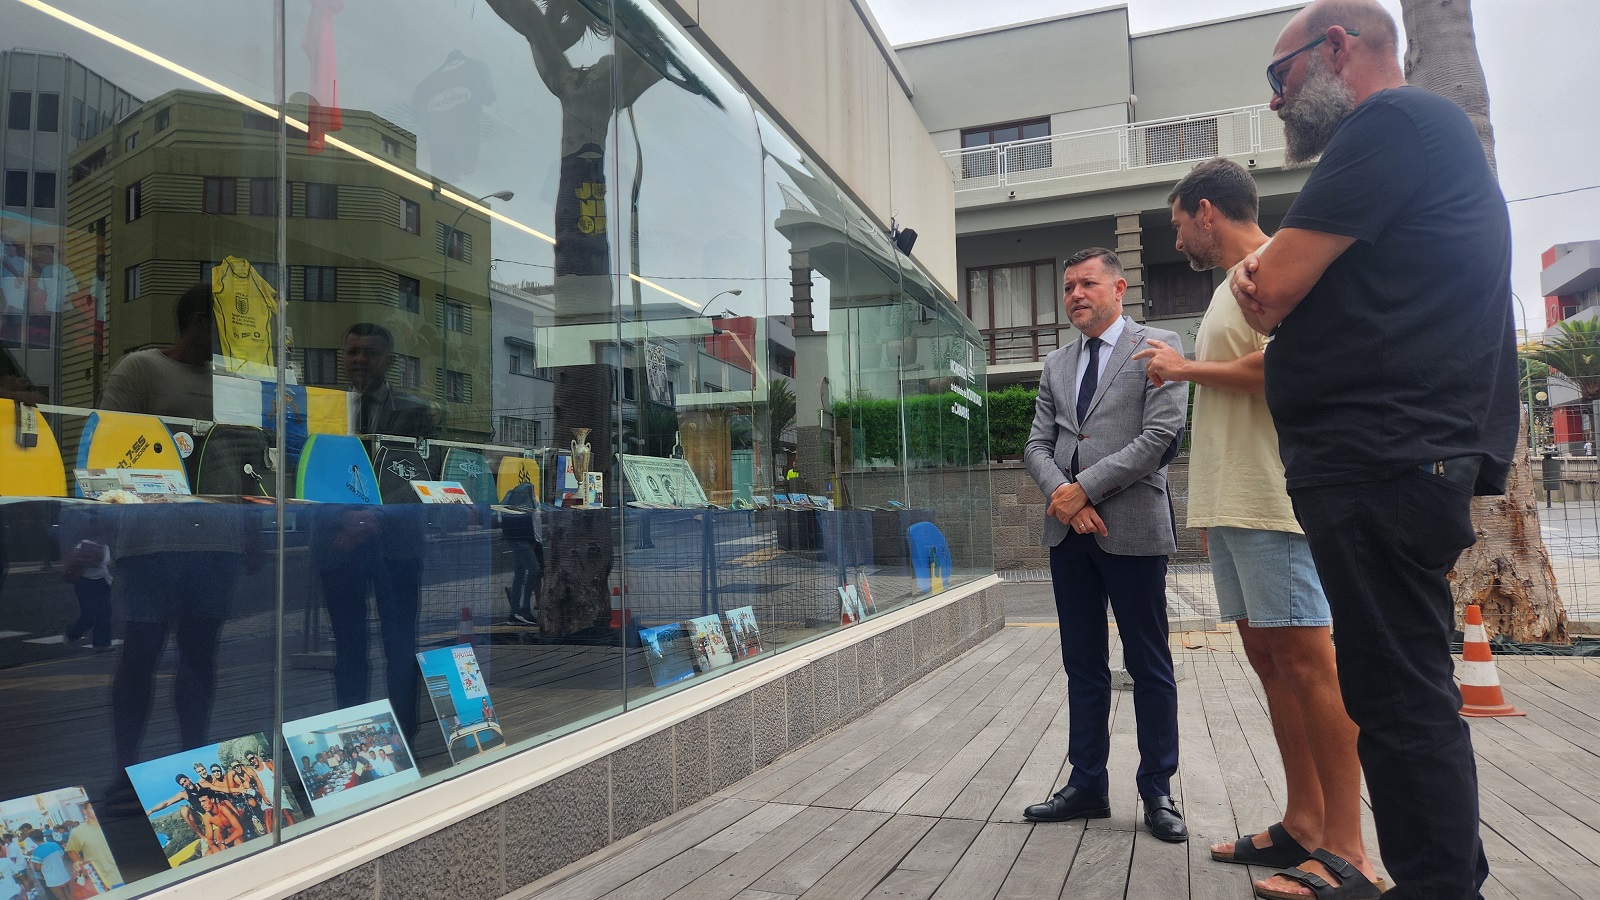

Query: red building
left=1542, top=240, right=1600, bottom=450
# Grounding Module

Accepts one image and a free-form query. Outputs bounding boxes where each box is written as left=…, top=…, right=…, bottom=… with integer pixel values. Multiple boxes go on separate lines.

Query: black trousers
left=1049, top=532, right=1178, bottom=799
left=1291, top=471, right=1489, bottom=900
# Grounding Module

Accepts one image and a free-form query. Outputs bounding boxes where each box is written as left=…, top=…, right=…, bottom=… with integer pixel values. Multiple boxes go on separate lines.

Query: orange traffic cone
left=1458, top=605, right=1524, bottom=718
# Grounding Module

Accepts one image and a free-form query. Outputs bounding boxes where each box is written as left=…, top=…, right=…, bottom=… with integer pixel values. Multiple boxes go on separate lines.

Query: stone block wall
left=990, top=459, right=1202, bottom=571
left=288, top=583, right=1006, bottom=900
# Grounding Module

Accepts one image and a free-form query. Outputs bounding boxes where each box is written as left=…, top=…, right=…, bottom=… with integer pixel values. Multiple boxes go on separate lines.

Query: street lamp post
left=440, top=189, right=514, bottom=435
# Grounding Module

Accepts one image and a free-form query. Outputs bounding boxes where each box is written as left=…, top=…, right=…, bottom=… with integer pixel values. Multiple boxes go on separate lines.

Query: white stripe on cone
left=1457, top=660, right=1502, bottom=687
left=1464, top=623, right=1488, bottom=644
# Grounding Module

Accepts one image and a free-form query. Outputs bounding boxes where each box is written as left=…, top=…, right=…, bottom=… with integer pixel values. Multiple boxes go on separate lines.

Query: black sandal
left=1254, top=849, right=1384, bottom=900
left=1211, top=822, right=1311, bottom=868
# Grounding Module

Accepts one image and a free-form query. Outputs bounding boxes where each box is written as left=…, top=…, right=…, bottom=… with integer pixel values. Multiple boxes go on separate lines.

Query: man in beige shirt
left=1135, top=158, right=1376, bottom=896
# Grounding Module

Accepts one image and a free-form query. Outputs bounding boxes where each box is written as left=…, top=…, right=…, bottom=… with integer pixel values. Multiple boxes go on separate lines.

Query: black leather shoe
left=1143, top=795, right=1188, bottom=842
left=1023, top=786, right=1111, bottom=823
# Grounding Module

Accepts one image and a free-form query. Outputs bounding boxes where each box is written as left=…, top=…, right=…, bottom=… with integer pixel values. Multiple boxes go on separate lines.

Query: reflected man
left=101, top=284, right=250, bottom=770
left=317, top=322, right=436, bottom=741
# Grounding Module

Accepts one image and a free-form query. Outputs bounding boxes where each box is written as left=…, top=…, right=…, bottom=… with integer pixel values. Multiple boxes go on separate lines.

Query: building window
left=6, top=92, right=29, bottom=130
left=154, top=108, right=170, bottom=132
left=126, top=179, right=142, bottom=221
left=31, top=173, right=55, bottom=209
left=199, top=261, right=216, bottom=284
left=303, top=348, right=338, bottom=385
left=965, top=259, right=1059, bottom=365
left=398, top=275, right=420, bottom=313
left=35, top=94, right=59, bottom=133
left=960, top=117, right=1051, bottom=177
left=124, top=133, right=138, bottom=152
left=253, top=262, right=278, bottom=287
left=302, top=266, right=337, bottom=301
left=4, top=171, right=28, bottom=207
left=242, top=112, right=276, bottom=132
left=1144, top=263, right=1214, bottom=318
left=395, top=354, right=421, bottom=389
left=85, top=106, right=99, bottom=138
left=401, top=199, right=420, bottom=235
left=445, top=300, right=468, bottom=333
left=249, top=177, right=277, bottom=216
left=508, top=342, right=542, bottom=377
left=70, top=99, right=84, bottom=139
left=445, top=370, right=472, bottom=403
left=203, top=176, right=237, bottom=215
left=499, top=416, right=540, bottom=447
left=125, top=265, right=140, bottom=301
left=437, top=222, right=470, bottom=261
left=380, top=135, right=401, bottom=157
left=31, top=173, right=56, bottom=209
left=304, top=182, right=338, bottom=219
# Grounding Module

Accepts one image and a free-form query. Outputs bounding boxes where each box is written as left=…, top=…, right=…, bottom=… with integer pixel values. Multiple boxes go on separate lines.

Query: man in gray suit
left=1021, top=247, right=1189, bottom=843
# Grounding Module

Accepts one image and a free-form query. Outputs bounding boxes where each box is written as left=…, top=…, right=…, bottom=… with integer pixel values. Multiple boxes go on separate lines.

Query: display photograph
left=725, top=606, right=763, bottom=660
left=418, top=645, right=505, bottom=763
left=687, top=614, right=734, bottom=673
left=282, top=702, right=420, bottom=816
left=0, top=787, right=123, bottom=895
left=639, top=623, right=695, bottom=688
left=125, top=734, right=299, bottom=869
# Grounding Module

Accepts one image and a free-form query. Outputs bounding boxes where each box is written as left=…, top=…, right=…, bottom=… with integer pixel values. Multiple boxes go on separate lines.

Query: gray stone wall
left=990, top=459, right=1203, bottom=571
left=288, top=584, right=1006, bottom=900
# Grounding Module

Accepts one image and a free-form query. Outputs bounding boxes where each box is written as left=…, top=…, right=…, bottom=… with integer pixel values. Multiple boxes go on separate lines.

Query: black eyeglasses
left=1266, top=28, right=1358, bottom=96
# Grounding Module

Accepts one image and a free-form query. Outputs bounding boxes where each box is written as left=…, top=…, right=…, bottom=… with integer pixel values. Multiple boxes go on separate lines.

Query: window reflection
left=0, top=0, right=991, bottom=894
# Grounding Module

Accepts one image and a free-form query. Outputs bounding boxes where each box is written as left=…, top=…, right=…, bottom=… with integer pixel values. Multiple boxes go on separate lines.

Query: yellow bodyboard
left=0, top=400, right=67, bottom=497
left=77, top=410, right=191, bottom=491
left=496, top=457, right=541, bottom=503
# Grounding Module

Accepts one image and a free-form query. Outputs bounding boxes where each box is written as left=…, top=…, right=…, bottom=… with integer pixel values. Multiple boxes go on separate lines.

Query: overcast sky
left=865, top=0, right=1600, bottom=333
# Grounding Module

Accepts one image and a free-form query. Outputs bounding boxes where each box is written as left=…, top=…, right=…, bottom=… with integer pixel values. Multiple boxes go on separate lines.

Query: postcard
left=282, top=700, right=420, bottom=816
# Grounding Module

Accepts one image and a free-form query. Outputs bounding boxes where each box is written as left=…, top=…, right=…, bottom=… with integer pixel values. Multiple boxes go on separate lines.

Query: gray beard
left=1281, top=61, right=1355, bottom=166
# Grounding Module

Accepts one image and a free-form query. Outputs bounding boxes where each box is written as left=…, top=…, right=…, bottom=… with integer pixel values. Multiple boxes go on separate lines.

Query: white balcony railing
left=943, top=104, right=1285, bottom=193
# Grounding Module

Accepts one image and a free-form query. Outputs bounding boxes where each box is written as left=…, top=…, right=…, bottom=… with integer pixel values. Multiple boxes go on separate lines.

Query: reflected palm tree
left=486, top=0, right=721, bottom=636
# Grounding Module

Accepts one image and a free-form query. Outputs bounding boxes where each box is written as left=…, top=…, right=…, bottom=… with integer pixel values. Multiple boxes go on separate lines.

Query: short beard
left=1281, top=57, right=1355, bottom=167
left=1183, top=237, right=1222, bottom=272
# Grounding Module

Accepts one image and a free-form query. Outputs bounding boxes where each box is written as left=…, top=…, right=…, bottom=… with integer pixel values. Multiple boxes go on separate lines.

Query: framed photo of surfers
left=282, top=701, right=420, bottom=816
left=124, top=733, right=300, bottom=870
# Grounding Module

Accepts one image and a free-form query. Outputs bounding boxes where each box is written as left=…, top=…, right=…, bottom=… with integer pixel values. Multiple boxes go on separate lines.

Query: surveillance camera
left=1247, top=157, right=1257, bottom=168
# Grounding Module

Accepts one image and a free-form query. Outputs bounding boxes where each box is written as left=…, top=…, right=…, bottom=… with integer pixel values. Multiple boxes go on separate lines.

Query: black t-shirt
left=1266, top=86, right=1518, bottom=494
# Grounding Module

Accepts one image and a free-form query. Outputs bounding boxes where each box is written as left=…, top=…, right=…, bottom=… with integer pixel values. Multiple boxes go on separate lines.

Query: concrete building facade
left=897, top=4, right=1313, bottom=385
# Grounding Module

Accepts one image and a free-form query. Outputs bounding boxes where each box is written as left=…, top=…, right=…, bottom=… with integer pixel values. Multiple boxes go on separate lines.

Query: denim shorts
left=1209, top=526, right=1331, bottom=627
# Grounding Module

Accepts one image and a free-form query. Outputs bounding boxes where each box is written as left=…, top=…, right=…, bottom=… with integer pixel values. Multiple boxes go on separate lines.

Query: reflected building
left=60, top=90, right=494, bottom=439
left=0, top=49, right=138, bottom=397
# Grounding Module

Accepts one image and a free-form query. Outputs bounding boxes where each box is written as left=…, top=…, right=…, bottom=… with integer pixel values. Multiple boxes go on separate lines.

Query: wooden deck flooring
left=509, top=607, right=1600, bottom=900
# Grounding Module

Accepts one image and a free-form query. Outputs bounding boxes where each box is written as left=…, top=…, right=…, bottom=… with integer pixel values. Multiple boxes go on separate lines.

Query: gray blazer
left=1024, top=317, right=1188, bottom=555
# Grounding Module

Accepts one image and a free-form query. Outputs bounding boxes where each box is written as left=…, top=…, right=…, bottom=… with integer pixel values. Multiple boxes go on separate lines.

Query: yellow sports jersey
left=211, top=256, right=279, bottom=376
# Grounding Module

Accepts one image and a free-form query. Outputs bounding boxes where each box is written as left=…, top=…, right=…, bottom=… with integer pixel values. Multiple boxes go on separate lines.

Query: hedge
left=835, top=383, right=1193, bottom=465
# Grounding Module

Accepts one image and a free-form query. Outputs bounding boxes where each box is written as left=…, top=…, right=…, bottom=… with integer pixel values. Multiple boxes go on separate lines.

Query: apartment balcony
left=943, top=104, right=1287, bottom=210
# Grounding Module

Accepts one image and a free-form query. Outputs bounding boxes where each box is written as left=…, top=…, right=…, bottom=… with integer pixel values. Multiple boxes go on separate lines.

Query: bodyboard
left=442, top=448, right=495, bottom=504
left=295, top=433, right=379, bottom=504
left=75, top=410, right=189, bottom=495
left=374, top=443, right=430, bottom=505
left=0, top=399, right=67, bottom=497
left=194, top=424, right=274, bottom=497
left=496, top=456, right=541, bottom=503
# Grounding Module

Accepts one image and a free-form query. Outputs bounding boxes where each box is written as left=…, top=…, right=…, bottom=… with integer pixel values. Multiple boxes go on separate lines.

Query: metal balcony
left=943, top=104, right=1286, bottom=193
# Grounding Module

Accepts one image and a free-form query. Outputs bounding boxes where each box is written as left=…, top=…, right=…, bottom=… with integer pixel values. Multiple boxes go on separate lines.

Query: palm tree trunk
left=1401, top=0, right=1567, bottom=642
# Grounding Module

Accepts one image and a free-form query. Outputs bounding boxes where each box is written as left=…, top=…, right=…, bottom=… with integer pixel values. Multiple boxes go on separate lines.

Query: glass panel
left=0, top=1, right=285, bottom=891
left=0, top=1, right=993, bottom=893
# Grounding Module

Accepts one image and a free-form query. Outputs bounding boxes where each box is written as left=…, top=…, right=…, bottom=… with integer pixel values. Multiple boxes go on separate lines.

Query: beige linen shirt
left=1186, top=270, right=1301, bottom=533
